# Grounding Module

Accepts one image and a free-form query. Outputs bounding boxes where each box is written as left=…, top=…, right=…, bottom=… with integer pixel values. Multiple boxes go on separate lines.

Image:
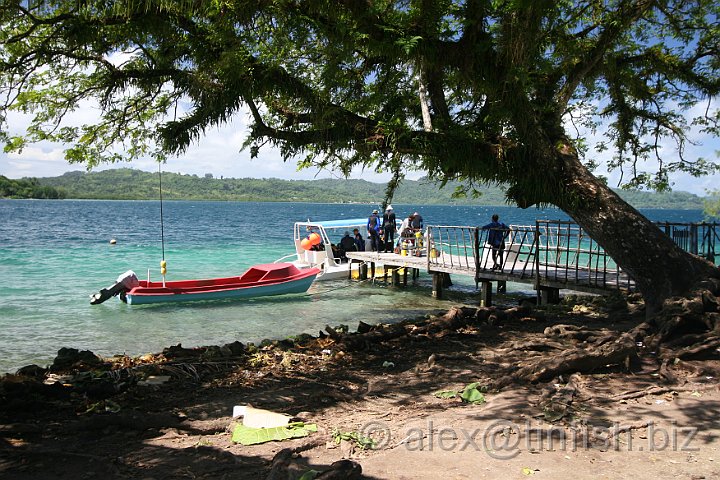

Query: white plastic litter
left=232, top=405, right=291, bottom=428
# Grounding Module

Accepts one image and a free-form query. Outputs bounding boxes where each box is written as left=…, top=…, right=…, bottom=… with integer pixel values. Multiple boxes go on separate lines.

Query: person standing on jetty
left=382, top=205, right=397, bottom=253
left=481, top=214, right=509, bottom=270
left=410, top=211, right=424, bottom=230
left=367, top=209, right=382, bottom=252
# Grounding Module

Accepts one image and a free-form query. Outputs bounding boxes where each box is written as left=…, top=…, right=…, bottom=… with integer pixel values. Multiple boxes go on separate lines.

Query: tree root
left=662, top=336, right=720, bottom=361
left=265, top=447, right=361, bottom=480
left=606, top=421, right=651, bottom=440
left=494, top=332, right=637, bottom=388
left=539, top=374, right=583, bottom=421
left=611, top=384, right=712, bottom=401
left=335, top=306, right=494, bottom=351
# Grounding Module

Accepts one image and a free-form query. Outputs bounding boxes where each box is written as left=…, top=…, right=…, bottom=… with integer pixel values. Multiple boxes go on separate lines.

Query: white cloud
left=2, top=97, right=717, bottom=194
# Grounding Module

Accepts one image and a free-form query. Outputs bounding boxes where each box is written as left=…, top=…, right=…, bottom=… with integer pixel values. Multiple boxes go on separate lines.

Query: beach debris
left=522, top=467, right=539, bottom=475
left=331, top=428, right=377, bottom=451
left=83, top=399, right=121, bottom=415
left=229, top=405, right=316, bottom=445
left=137, top=375, right=171, bottom=386
left=231, top=422, right=317, bottom=446
left=232, top=405, right=292, bottom=428
left=433, top=382, right=487, bottom=405
left=267, top=450, right=361, bottom=480
left=382, top=361, right=395, bottom=368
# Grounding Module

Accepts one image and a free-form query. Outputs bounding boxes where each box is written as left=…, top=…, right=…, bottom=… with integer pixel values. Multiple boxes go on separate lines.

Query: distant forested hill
left=1, top=175, right=66, bottom=199
left=34, top=168, right=705, bottom=209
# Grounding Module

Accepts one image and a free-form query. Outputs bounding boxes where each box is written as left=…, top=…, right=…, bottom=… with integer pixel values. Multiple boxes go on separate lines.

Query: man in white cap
left=367, top=209, right=382, bottom=252
left=382, top=205, right=397, bottom=253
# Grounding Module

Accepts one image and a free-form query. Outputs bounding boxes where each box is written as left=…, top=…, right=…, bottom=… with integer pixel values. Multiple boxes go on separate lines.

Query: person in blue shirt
left=367, top=209, right=382, bottom=252
left=481, top=214, right=509, bottom=270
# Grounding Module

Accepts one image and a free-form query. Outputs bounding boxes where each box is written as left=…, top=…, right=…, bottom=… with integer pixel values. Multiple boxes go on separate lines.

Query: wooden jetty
left=346, top=220, right=719, bottom=306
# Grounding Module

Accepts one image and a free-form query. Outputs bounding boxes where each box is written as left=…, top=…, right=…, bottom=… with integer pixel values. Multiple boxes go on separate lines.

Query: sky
left=0, top=108, right=416, bottom=185
left=1, top=104, right=718, bottom=195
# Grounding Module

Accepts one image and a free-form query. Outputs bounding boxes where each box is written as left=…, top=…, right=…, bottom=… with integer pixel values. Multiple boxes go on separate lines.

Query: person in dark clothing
left=410, top=212, right=424, bottom=230
left=367, top=209, right=382, bottom=252
left=481, top=214, right=509, bottom=270
left=382, top=205, right=397, bottom=253
left=353, top=228, right=365, bottom=251
left=340, top=231, right=355, bottom=252
left=339, top=231, right=356, bottom=257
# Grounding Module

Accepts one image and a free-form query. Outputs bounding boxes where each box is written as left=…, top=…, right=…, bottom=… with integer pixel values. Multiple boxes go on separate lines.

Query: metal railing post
left=535, top=220, right=541, bottom=304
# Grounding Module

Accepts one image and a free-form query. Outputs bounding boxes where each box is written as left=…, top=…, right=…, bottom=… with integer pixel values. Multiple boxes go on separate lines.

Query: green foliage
left=331, top=428, right=377, bottom=451
left=704, top=190, right=720, bottom=220
left=0, top=0, right=718, bottom=209
left=0, top=175, right=66, bottom=199
left=433, top=382, right=488, bottom=405
left=231, top=422, right=317, bottom=446
left=31, top=168, right=705, bottom=209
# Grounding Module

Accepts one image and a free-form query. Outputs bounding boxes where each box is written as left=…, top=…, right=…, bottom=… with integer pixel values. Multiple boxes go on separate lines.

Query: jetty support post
left=359, top=263, right=368, bottom=280
left=480, top=280, right=492, bottom=307
left=392, top=268, right=401, bottom=286
left=432, top=272, right=444, bottom=299
left=539, top=286, right=560, bottom=305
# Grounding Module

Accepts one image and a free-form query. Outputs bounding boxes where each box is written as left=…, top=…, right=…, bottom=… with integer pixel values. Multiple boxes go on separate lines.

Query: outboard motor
left=90, top=270, right=140, bottom=305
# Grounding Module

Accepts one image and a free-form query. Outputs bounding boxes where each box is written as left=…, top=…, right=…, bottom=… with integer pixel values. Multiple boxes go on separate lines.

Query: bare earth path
left=2, top=296, right=719, bottom=479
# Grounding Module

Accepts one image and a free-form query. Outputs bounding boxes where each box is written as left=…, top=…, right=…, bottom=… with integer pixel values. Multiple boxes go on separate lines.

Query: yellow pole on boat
left=160, top=259, right=167, bottom=288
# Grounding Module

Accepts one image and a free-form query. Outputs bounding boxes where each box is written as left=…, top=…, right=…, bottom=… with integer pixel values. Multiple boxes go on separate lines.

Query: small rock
left=51, top=347, right=102, bottom=371
left=15, top=364, right=47, bottom=379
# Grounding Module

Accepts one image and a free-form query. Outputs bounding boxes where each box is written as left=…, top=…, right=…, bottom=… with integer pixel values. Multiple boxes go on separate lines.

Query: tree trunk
left=551, top=143, right=719, bottom=317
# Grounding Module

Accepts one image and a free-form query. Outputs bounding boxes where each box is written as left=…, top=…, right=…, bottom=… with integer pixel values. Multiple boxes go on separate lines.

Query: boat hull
left=124, top=263, right=319, bottom=305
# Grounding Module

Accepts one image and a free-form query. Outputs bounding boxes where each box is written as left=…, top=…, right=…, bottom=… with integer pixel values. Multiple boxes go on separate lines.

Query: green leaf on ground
left=298, top=470, right=320, bottom=480
left=433, top=389, right=459, bottom=399
left=231, top=422, right=318, bottom=445
left=433, top=382, right=487, bottom=404
left=460, top=383, right=486, bottom=404
left=331, top=428, right=377, bottom=450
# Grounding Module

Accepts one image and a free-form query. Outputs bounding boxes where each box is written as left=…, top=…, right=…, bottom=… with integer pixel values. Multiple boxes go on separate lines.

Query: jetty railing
left=656, top=222, right=719, bottom=263
left=427, top=224, right=539, bottom=279
left=534, top=220, right=632, bottom=291
left=428, top=220, right=720, bottom=294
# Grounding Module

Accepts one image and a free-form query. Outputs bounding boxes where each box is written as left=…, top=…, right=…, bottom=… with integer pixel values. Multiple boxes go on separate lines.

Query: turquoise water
left=0, top=200, right=705, bottom=373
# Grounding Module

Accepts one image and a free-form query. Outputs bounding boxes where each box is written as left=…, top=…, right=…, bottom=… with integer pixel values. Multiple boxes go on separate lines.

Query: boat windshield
left=296, top=218, right=369, bottom=230
left=293, top=218, right=369, bottom=242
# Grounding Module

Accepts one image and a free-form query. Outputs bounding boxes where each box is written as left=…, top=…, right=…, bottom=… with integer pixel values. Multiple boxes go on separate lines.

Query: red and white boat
left=90, top=263, right=320, bottom=305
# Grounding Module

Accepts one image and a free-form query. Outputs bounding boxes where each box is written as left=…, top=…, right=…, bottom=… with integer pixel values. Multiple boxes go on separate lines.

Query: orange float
left=308, top=232, right=322, bottom=245
left=300, top=238, right=312, bottom=250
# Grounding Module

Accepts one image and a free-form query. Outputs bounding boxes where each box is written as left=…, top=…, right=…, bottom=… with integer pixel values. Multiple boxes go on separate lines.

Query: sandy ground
left=2, top=300, right=719, bottom=480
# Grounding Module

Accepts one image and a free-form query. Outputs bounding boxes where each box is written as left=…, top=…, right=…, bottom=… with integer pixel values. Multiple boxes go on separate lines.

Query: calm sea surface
left=0, top=199, right=705, bottom=373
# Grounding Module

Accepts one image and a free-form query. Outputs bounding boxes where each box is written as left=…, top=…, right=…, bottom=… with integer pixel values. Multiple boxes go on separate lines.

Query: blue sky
left=1, top=107, right=718, bottom=195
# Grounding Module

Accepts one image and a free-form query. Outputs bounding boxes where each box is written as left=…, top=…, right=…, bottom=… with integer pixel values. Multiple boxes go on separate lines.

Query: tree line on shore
left=0, top=175, right=66, bottom=199
left=0, top=168, right=707, bottom=210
